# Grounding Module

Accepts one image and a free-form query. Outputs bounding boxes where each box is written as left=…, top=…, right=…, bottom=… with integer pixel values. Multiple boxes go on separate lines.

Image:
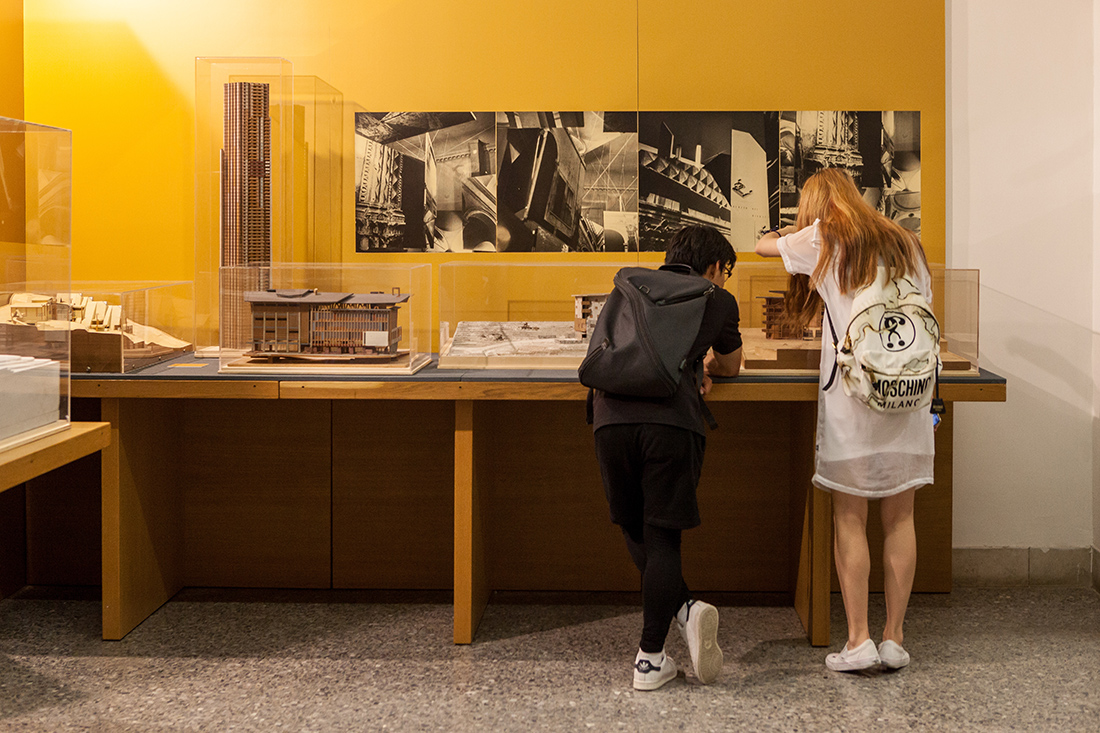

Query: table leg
left=101, top=398, right=183, bottom=640
left=792, top=401, right=831, bottom=647
left=454, top=400, right=488, bottom=643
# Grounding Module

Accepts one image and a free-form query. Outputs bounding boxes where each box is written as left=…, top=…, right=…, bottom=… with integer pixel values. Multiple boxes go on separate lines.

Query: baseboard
left=953, top=547, right=1092, bottom=588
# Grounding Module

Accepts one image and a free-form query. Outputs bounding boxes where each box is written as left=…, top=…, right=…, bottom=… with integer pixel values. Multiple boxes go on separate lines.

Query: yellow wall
left=0, top=0, right=21, bottom=120
left=22, top=0, right=945, bottom=283
left=0, top=0, right=24, bottom=281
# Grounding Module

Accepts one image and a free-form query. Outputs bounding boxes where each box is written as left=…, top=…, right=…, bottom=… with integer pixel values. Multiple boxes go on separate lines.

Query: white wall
left=948, top=0, right=1095, bottom=548
left=1094, top=0, right=1100, bottom=554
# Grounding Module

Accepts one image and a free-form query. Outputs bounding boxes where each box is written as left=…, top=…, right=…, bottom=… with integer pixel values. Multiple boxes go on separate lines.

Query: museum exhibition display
left=4, top=1, right=1011, bottom=653
left=0, top=117, right=71, bottom=451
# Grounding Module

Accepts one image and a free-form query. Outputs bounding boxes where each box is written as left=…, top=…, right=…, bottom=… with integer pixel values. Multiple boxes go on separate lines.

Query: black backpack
left=579, top=265, right=715, bottom=402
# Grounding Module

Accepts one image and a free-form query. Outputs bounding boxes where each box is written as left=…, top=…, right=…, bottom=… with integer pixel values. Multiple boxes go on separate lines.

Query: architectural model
left=222, top=81, right=272, bottom=266
left=0, top=353, right=60, bottom=444
left=1, top=292, right=191, bottom=372
left=222, top=81, right=272, bottom=347
left=438, top=321, right=592, bottom=369
left=744, top=290, right=971, bottom=372
left=573, top=293, right=607, bottom=339
left=244, top=288, right=409, bottom=360
left=761, top=292, right=823, bottom=340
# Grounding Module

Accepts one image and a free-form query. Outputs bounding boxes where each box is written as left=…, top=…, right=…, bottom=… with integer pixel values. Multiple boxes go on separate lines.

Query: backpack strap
left=821, top=302, right=840, bottom=392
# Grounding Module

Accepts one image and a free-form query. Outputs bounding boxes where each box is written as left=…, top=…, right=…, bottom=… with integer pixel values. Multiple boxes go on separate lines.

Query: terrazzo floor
left=0, top=586, right=1098, bottom=732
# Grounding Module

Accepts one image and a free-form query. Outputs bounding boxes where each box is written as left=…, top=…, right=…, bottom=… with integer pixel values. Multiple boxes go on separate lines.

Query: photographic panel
left=638, top=112, right=778, bottom=253
left=354, top=112, right=496, bottom=252
left=779, top=111, right=919, bottom=233
left=496, top=112, right=638, bottom=253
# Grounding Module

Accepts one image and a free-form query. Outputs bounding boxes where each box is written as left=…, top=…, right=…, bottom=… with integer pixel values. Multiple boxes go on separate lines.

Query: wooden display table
left=71, top=358, right=1006, bottom=646
left=1, top=422, right=110, bottom=494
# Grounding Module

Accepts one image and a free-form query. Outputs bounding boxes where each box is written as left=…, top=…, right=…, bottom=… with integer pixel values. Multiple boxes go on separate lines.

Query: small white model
left=0, top=354, right=61, bottom=443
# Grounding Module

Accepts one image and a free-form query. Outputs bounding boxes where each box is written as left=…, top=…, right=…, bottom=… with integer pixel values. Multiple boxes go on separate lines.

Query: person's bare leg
left=831, top=491, right=871, bottom=647
left=880, top=488, right=917, bottom=645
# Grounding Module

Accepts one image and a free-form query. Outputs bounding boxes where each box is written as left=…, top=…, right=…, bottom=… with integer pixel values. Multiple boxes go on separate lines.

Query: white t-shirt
left=777, top=220, right=934, bottom=497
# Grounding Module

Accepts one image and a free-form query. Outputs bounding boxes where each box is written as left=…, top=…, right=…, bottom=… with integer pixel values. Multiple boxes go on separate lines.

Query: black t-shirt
left=592, top=269, right=742, bottom=436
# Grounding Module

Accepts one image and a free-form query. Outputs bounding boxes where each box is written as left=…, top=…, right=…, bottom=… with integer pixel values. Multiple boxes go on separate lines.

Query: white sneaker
left=633, top=651, right=678, bottom=691
left=676, top=599, right=723, bottom=684
left=878, top=640, right=910, bottom=669
left=825, top=638, right=880, bottom=672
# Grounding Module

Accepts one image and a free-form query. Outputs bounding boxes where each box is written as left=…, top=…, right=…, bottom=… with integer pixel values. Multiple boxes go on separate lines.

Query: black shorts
left=593, top=423, right=706, bottom=530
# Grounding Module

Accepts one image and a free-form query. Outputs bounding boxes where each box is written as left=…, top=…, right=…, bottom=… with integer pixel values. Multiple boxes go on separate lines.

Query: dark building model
left=245, top=288, right=409, bottom=360
left=761, top=291, right=823, bottom=340
left=222, top=81, right=272, bottom=348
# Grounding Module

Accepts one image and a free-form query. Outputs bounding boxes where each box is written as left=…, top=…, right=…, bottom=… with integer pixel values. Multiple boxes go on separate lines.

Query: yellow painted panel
left=0, top=0, right=21, bottom=120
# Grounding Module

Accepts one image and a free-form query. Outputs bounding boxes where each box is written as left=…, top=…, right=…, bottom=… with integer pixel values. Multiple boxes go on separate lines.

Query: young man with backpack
left=583, top=224, right=742, bottom=691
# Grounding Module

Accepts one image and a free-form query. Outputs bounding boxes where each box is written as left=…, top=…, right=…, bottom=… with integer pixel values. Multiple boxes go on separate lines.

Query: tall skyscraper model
left=221, top=81, right=272, bottom=349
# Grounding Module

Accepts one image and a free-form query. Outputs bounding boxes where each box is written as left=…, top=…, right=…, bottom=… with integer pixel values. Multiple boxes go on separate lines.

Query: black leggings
left=622, top=522, right=691, bottom=653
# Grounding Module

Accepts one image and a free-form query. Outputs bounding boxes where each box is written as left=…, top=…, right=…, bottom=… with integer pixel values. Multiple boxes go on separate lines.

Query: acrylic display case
left=66, top=281, right=194, bottom=373
left=195, top=57, right=294, bottom=354
left=931, top=267, right=980, bottom=373
left=731, top=261, right=980, bottom=374
left=292, top=76, right=345, bottom=265
left=0, top=117, right=72, bottom=450
left=438, top=260, right=639, bottom=369
left=218, top=263, right=431, bottom=374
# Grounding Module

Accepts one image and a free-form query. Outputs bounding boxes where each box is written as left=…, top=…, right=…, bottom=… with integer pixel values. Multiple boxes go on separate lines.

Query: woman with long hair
left=756, top=167, right=934, bottom=672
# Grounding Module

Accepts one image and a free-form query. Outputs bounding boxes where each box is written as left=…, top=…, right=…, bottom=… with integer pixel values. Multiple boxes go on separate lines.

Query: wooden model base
left=741, top=329, right=975, bottom=372
left=244, top=350, right=407, bottom=363
left=220, top=350, right=431, bottom=375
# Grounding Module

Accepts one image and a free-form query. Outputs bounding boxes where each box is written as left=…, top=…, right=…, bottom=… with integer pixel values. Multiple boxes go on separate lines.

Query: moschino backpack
left=579, top=265, right=714, bottom=399
left=825, top=266, right=943, bottom=414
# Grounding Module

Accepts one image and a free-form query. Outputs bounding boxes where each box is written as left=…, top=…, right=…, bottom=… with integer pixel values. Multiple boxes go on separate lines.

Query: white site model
left=438, top=294, right=608, bottom=369
left=439, top=321, right=589, bottom=369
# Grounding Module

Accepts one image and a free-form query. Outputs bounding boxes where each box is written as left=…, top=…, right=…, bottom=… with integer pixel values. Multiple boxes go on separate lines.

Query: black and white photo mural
left=496, top=112, right=638, bottom=252
left=780, top=111, right=920, bottom=234
left=354, top=112, right=496, bottom=252
left=352, top=109, right=918, bottom=254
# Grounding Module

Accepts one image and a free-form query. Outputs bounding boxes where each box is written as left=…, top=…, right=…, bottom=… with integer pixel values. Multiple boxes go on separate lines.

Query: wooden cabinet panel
left=478, top=400, right=638, bottom=591
left=687, top=402, right=797, bottom=592
left=332, top=400, right=454, bottom=589
left=181, top=400, right=331, bottom=587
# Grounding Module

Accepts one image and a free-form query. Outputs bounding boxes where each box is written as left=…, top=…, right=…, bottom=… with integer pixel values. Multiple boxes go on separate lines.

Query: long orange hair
left=785, top=168, right=929, bottom=328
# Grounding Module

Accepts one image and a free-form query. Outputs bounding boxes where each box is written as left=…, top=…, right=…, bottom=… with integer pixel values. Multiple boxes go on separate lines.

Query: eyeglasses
left=722, top=263, right=734, bottom=278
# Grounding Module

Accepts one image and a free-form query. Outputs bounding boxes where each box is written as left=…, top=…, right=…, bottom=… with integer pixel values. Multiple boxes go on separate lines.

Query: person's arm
left=705, top=347, right=741, bottom=378
left=755, top=225, right=797, bottom=257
